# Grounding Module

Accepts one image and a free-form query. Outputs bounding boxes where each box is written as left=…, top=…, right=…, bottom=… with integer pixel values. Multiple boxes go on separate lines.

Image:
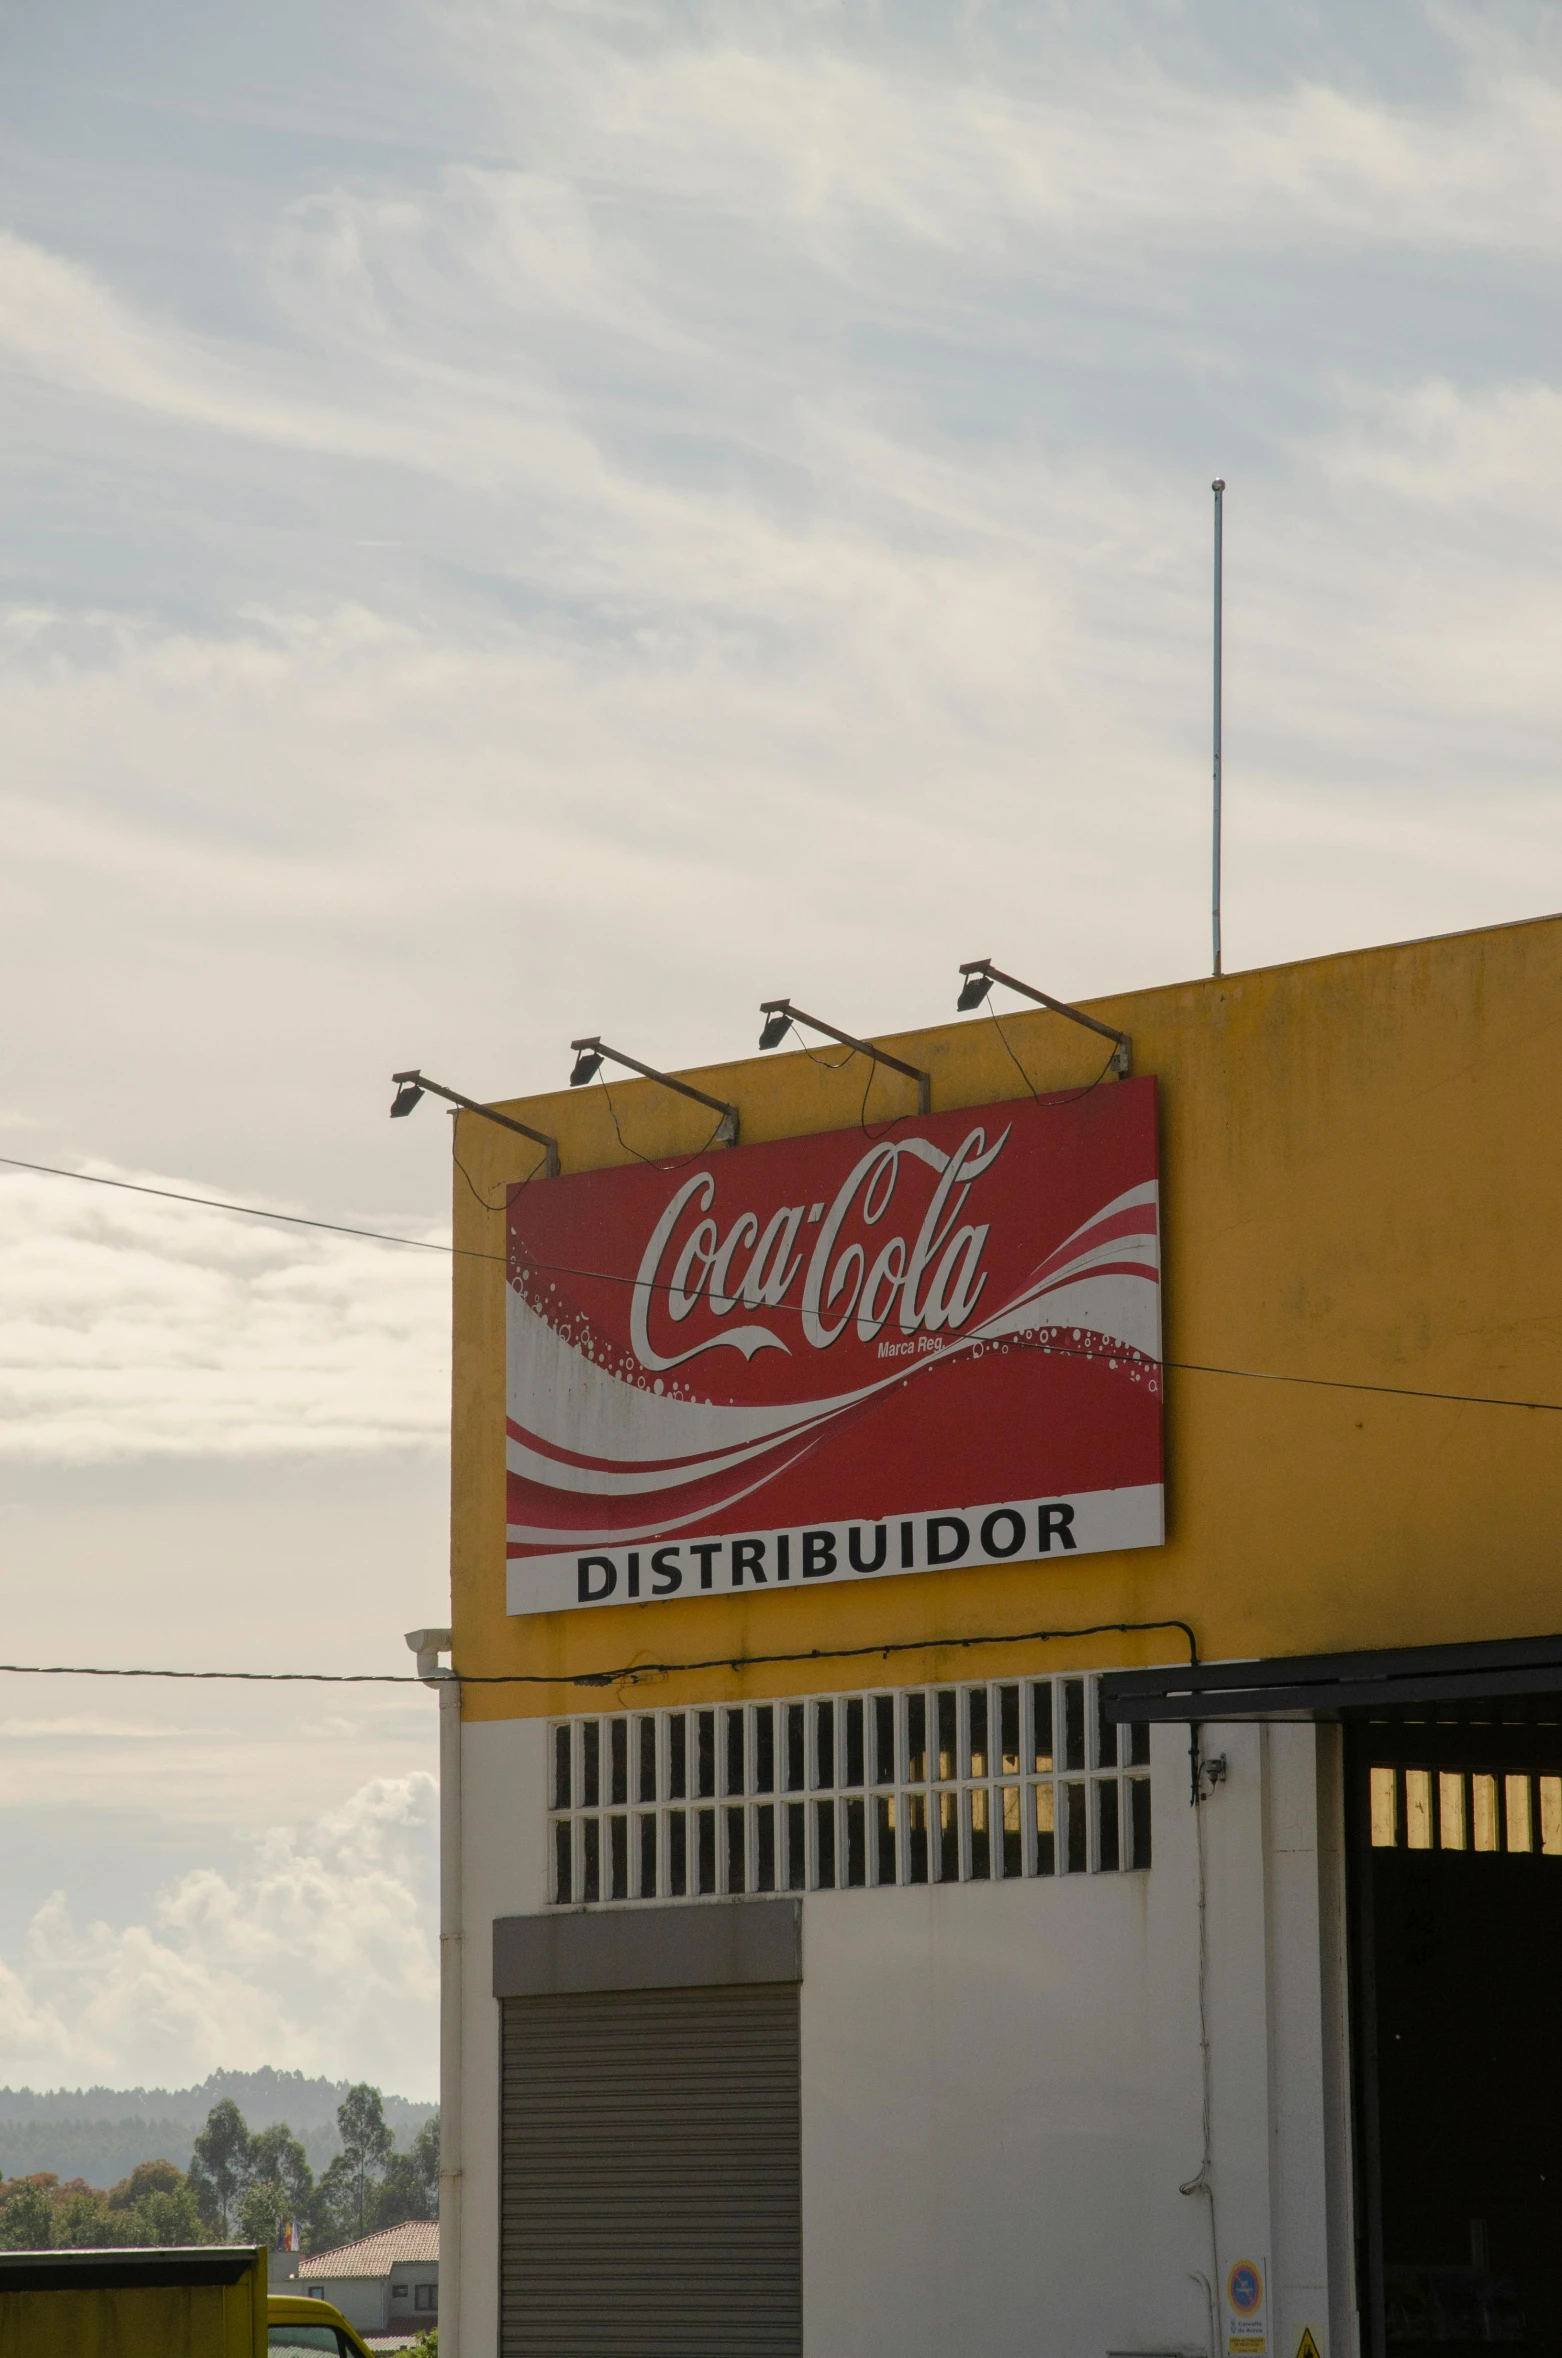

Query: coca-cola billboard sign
left=506, top=1082, right=1163, bottom=1616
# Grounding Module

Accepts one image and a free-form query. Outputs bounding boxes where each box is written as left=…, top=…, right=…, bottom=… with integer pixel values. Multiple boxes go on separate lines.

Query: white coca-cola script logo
left=628, top=1125, right=1010, bottom=1372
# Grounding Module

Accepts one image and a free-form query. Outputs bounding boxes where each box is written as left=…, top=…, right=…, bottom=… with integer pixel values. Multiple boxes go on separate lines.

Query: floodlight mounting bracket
left=404, top=1626, right=454, bottom=1685
left=391, top=1070, right=561, bottom=1176
left=956, top=962, right=1132, bottom=1078
left=759, top=999, right=932, bottom=1116
left=569, top=1039, right=739, bottom=1147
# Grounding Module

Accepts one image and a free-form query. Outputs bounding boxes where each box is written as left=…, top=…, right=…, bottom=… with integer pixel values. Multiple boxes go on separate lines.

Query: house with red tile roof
left=299, top=2222, right=437, bottom=2341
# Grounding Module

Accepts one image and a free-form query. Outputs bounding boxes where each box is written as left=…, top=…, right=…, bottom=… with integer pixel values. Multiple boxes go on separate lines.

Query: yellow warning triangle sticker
left=1295, top=2330, right=1323, bottom=2358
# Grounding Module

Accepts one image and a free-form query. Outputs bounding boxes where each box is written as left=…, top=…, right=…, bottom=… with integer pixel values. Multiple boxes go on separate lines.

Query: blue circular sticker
left=1228, top=2263, right=1264, bottom=2316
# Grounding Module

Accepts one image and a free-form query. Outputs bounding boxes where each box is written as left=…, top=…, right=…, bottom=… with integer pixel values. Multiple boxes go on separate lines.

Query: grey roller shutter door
left=501, top=1981, right=801, bottom=2357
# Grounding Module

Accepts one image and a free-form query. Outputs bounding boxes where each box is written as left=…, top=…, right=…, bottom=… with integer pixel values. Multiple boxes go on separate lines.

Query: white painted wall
left=1264, top=1723, right=1334, bottom=2358
left=454, top=1715, right=1353, bottom=2358
left=801, top=1724, right=1212, bottom=2358
left=313, top=2275, right=386, bottom=2335
left=456, top=1713, right=549, bottom=2358
left=1315, top=1726, right=1360, bottom=2358
left=1186, top=1720, right=1351, bottom=2358
left=386, top=2260, right=441, bottom=2330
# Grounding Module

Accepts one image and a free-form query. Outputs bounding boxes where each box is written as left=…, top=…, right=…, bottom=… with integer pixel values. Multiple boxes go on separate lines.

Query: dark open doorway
left=1348, top=1712, right=1562, bottom=2358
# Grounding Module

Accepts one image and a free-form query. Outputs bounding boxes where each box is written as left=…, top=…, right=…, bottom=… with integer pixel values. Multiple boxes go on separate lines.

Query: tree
left=108, top=2160, right=184, bottom=2212
left=334, top=2085, right=393, bottom=2240
left=305, top=2153, right=356, bottom=2253
left=238, top=2178, right=293, bottom=2250
left=53, top=2184, right=110, bottom=2248
left=372, top=2112, right=439, bottom=2232
left=100, top=2158, right=207, bottom=2247
left=249, top=2123, right=313, bottom=2218
left=0, top=2158, right=209, bottom=2253
left=130, top=2182, right=206, bottom=2247
left=188, top=2098, right=253, bottom=2236
left=0, top=2176, right=57, bottom=2250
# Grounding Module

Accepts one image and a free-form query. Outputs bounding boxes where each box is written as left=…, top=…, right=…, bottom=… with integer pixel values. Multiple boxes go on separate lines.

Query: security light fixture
left=404, top=1626, right=453, bottom=1685
left=568, top=1038, right=739, bottom=1147
left=388, top=1069, right=561, bottom=1177
left=758, top=999, right=932, bottom=1116
left=955, top=961, right=1132, bottom=1078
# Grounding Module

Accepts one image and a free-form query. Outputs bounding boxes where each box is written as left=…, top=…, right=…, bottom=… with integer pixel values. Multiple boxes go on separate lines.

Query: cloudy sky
left=3, top=0, right=1561, bottom=2099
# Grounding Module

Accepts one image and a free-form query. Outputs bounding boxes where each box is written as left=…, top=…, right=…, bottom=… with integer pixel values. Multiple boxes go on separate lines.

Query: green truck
left=0, top=2244, right=268, bottom=2357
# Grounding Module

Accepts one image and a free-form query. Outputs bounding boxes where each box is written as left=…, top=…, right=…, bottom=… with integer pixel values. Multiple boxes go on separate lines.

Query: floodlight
left=404, top=1626, right=452, bottom=1685
left=758, top=998, right=931, bottom=1116
left=387, top=1068, right=561, bottom=1176
left=568, top=1038, right=739, bottom=1146
left=954, top=961, right=1132, bottom=1078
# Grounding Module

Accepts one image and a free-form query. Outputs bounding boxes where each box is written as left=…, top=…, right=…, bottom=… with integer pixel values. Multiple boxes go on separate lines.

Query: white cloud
left=0, top=1718, right=187, bottom=1740
left=459, top=27, right=1562, bottom=263
left=1321, top=377, right=1562, bottom=512
left=4, top=0, right=1562, bottom=2098
left=0, top=1776, right=437, bottom=2092
left=0, top=1163, right=448, bottom=1460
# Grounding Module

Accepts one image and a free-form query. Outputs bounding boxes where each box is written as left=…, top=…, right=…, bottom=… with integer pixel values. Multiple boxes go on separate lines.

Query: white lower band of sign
left=505, top=1483, right=1164, bottom=1617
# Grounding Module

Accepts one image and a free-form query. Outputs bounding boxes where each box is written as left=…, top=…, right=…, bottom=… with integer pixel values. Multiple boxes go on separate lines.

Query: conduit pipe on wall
left=1180, top=1727, right=1222, bottom=2358
left=409, top=1628, right=460, bottom=2358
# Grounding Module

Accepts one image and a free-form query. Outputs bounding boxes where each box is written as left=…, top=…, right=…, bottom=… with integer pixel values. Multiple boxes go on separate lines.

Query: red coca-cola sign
left=506, top=1082, right=1163, bottom=1615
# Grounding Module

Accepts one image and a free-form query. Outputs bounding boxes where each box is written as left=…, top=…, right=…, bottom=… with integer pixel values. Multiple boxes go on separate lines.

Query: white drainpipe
left=408, top=1628, right=460, bottom=2358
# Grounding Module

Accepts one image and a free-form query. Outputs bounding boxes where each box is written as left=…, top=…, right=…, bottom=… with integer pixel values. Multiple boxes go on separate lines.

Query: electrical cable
left=985, top=999, right=1044, bottom=1101
left=453, top=1145, right=515, bottom=1213
left=0, top=1663, right=426, bottom=1684
left=857, top=1047, right=917, bottom=1143
left=8, top=1156, right=1562, bottom=1415
left=784, top=1022, right=856, bottom=1075
left=0, top=1616, right=1198, bottom=1691
left=1153, top=1356, right=1562, bottom=1417
left=984, top=1002, right=1119, bottom=1107
left=1180, top=1732, right=1222, bottom=2313
left=0, top=1153, right=500, bottom=1260
left=596, top=1078, right=731, bottom=1172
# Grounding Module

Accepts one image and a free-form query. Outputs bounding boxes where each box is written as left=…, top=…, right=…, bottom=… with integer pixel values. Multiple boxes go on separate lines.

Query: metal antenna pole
left=1211, top=478, right=1225, bottom=978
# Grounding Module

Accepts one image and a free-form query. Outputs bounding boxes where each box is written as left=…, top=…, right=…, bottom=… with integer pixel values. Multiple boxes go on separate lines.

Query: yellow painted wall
left=450, top=912, right=1562, bottom=1717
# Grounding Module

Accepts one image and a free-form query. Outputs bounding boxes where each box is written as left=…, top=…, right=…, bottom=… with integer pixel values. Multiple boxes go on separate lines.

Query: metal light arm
left=391, top=1070, right=561, bottom=1177
left=570, top=1039, right=739, bottom=1147
left=956, top=963, right=1132, bottom=1078
left=759, top=1000, right=932, bottom=1116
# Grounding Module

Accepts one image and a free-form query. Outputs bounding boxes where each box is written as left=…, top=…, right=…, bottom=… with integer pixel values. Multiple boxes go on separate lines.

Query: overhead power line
left=5, top=1154, right=1560, bottom=1416
left=0, top=1618, right=1199, bottom=1691
left=0, top=1153, right=496, bottom=1261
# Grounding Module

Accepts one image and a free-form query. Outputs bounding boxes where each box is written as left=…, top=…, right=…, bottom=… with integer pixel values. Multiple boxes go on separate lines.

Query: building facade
left=433, top=915, right=1562, bottom=2358
left=299, top=2223, right=438, bottom=2338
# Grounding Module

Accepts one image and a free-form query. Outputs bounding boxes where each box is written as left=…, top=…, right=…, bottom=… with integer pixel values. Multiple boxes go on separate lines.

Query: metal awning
left=1101, top=1630, right=1562, bottom=1724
